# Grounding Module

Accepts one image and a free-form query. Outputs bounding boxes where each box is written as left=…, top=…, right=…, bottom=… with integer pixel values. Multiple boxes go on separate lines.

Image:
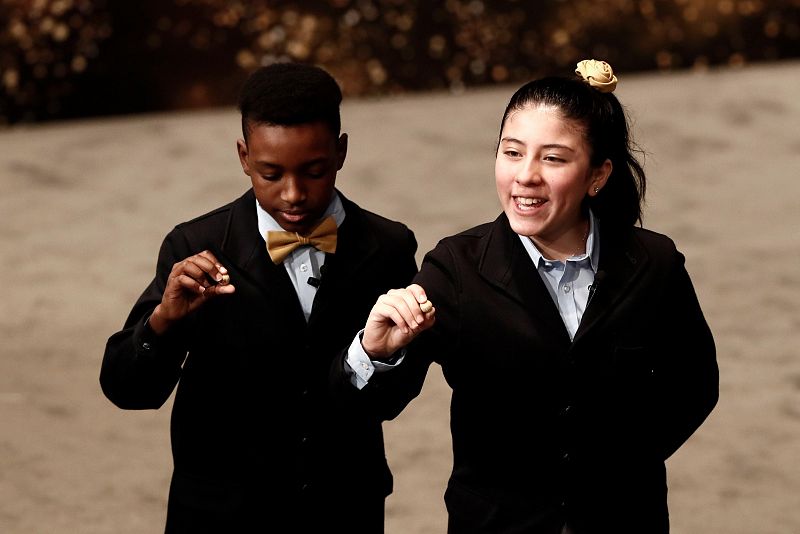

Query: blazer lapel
left=478, top=214, right=571, bottom=344
left=573, top=227, right=649, bottom=341
left=306, top=195, right=379, bottom=329
left=215, top=189, right=305, bottom=324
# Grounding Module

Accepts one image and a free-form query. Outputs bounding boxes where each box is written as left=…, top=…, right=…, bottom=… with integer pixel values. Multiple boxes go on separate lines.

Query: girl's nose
left=515, top=160, right=542, bottom=185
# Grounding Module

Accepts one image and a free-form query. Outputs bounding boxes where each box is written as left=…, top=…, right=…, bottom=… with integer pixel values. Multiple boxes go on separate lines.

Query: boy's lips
left=279, top=211, right=310, bottom=223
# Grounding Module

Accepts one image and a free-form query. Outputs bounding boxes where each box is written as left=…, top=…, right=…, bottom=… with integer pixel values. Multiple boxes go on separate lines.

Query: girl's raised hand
left=361, top=284, right=435, bottom=359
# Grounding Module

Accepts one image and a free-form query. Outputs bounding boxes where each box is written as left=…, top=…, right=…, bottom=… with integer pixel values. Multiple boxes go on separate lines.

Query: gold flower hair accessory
left=575, top=59, right=618, bottom=93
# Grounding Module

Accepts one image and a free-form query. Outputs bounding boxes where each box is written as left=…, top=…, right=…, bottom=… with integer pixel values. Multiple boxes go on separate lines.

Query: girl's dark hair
left=498, top=76, right=646, bottom=228
left=238, top=62, right=342, bottom=142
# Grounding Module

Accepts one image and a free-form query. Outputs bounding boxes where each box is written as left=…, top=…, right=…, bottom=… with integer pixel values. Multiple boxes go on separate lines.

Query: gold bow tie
left=266, top=215, right=338, bottom=264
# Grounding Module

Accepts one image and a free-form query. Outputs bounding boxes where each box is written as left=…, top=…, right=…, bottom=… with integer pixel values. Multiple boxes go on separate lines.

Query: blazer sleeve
left=652, top=250, right=719, bottom=460
left=331, top=237, right=461, bottom=421
left=99, top=227, right=195, bottom=410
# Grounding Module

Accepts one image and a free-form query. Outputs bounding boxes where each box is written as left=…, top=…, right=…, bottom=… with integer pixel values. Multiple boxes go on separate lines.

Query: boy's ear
left=236, top=138, right=251, bottom=175
left=336, top=133, right=348, bottom=170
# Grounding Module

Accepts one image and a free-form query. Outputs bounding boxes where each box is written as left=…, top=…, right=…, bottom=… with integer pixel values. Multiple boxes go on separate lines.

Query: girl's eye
left=504, top=150, right=521, bottom=158
left=543, top=155, right=564, bottom=162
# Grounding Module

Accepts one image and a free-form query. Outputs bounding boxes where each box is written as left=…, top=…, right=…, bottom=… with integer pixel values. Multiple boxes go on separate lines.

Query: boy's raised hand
left=361, top=284, right=435, bottom=359
left=148, top=250, right=235, bottom=334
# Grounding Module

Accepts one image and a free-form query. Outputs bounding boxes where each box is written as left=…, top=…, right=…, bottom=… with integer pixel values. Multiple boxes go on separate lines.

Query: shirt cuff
left=133, top=313, right=162, bottom=355
left=344, top=330, right=406, bottom=390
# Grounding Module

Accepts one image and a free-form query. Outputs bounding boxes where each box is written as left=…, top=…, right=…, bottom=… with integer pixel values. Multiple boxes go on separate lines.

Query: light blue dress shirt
left=345, top=211, right=601, bottom=389
left=256, top=192, right=345, bottom=322
left=518, top=210, right=600, bottom=340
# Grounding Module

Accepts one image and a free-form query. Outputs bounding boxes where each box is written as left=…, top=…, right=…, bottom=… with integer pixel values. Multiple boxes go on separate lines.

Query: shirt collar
left=518, top=210, right=600, bottom=272
left=256, top=190, right=346, bottom=237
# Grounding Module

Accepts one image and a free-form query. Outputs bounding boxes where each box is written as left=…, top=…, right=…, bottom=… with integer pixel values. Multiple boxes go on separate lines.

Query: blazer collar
left=572, top=224, right=649, bottom=341
left=306, top=193, right=381, bottom=327
left=477, top=213, right=650, bottom=345
left=213, top=188, right=381, bottom=326
left=209, top=189, right=305, bottom=322
left=478, top=213, right=571, bottom=344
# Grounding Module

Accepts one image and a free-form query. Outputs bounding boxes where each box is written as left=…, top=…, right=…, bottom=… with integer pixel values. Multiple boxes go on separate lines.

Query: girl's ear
left=587, top=158, right=612, bottom=196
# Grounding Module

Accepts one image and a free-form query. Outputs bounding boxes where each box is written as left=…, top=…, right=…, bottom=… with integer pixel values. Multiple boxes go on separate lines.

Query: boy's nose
left=281, top=176, right=305, bottom=204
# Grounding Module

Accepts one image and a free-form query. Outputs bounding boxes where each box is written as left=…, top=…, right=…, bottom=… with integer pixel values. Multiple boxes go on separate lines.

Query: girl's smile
left=495, top=104, right=610, bottom=260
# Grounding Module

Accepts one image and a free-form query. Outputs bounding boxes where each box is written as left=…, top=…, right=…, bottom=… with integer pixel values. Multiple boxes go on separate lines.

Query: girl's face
left=495, top=104, right=610, bottom=252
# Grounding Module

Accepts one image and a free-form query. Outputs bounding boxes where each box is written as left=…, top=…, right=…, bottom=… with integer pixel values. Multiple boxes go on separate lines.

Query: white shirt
left=256, top=192, right=345, bottom=322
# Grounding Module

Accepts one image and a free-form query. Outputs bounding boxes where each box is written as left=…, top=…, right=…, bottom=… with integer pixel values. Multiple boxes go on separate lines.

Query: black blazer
left=101, top=189, right=417, bottom=532
left=351, top=213, right=718, bottom=534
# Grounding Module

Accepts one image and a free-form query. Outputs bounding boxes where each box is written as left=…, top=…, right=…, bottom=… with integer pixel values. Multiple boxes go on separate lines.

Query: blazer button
left=560, top=405, right=572, bottom=416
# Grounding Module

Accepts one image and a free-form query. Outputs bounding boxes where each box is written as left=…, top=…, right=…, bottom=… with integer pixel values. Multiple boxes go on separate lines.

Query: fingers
left=155, top=251, right=235, bottom=331
left=163, top=251, right=236, bottom=306
left=361, top=286, right=436, bottom=358
left=174, top=273, right=207, bottom=295
left=170, top=251, right=229, bottom=288
left=384, top=288, right=426, bottom=331
left=406, top=284, right=434, bottom=316
left=374, top=287, right=434, bottom=333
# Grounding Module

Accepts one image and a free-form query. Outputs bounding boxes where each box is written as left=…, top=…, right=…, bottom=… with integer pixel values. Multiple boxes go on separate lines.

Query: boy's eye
left=261, top=173, right=281, bottom=181
left=305, top=166, right=328, bottom=178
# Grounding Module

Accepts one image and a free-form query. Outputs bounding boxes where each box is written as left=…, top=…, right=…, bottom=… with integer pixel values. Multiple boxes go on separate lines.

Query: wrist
left=148, top=305, right=174, bottom=335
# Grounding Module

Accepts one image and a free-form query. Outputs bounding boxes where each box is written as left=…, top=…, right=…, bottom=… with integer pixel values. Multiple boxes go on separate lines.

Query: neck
left=531, top=219, right=590, bottom=262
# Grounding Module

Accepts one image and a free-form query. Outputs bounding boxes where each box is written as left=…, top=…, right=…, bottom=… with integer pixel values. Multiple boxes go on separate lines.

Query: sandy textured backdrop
left=2, top=61, right=799, bottom=533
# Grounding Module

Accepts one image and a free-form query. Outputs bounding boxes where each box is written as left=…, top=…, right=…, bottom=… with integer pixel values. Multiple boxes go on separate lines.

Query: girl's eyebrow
left=499, top=138, right=576, bottom=152
left=541, top=143, right=575, bottom=151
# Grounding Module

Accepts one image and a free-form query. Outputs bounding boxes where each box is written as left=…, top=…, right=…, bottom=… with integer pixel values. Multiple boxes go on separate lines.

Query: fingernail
left=418, top=294, right=426, bottom=302
left=219, top=266, right=228, bottom=274
left=215, top=274, right=222, bottom=281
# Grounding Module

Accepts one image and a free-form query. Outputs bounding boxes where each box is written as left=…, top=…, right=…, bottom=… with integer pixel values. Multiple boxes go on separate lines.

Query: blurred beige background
left=1, top=60, right=799, bottom=533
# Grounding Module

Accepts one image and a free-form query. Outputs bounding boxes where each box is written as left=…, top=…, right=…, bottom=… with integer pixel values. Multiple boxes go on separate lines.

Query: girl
left=348, top=60, right=718, bottom=533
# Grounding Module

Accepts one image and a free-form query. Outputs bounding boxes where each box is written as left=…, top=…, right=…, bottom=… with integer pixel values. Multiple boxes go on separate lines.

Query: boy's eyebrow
left=253, top=161, right=280, bottom=167
left=254, top=156, right=330, bottom=167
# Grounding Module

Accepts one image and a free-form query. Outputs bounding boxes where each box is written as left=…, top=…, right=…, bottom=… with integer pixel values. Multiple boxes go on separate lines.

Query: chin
left=506, top=213, right=541, bottom=238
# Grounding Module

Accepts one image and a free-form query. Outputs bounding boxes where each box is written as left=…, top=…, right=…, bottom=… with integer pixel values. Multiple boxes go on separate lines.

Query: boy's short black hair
left=238, top=62, right=343, bottom=141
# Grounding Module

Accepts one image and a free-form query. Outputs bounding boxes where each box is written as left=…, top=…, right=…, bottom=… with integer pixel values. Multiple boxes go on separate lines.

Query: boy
left=101, top=63, right=417, bottom=533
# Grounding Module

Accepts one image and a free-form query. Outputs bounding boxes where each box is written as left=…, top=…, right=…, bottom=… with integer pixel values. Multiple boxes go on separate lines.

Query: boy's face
left=237, top=121, right=347, bottom=234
